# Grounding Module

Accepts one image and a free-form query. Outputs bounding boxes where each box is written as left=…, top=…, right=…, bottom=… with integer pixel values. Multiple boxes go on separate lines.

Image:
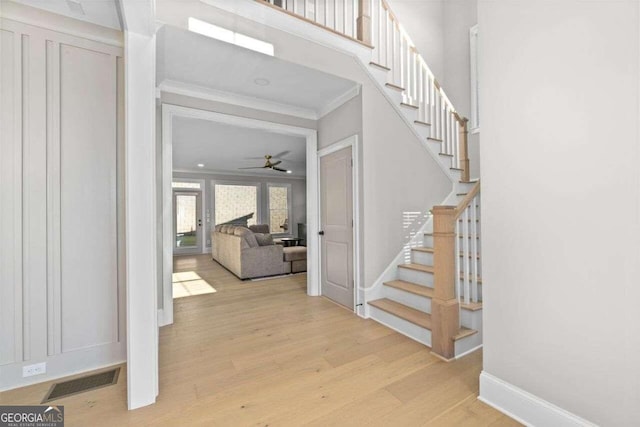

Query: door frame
left=317, top=135, right=362, bottom=315
left=161, top=104, right=320, bottom=326
left=172, top=188, right=204, bottom=255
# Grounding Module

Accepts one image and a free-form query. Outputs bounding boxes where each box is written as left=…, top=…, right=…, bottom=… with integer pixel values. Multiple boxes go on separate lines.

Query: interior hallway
left=0, top=254, right=518, bottom=426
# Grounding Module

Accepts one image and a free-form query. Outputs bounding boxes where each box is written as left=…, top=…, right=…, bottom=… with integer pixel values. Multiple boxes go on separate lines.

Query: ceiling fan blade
left=272, top=166, right=289, bottom=173
left=272, top=151, right=291, bottom=159
left=271, top=160, right=282, bottom=167
left=238, top=166, right=266, bottom=170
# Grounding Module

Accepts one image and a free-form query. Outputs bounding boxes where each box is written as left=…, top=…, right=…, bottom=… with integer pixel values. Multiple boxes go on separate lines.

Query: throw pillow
left=233, top=226, right=259, bottom=248
left=254, top=233, right=274, bottom=246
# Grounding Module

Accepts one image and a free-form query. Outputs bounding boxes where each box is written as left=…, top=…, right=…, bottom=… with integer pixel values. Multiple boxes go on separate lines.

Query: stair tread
left=398, top=263, right=434, bottom=273
left=450, top=167, right=464, bottom=171
left=400, top=102, right=419, bottom=109
left=439, top=153, right=454, bottom=157
left=414, top=120, right=432, bottom=126
left=369, top=61, right=390, bottom=71
left=412, top=247, right=434, bottom=253
left=385, top=82, right=405, bottom=91
left=368, top=298, right=432, bottom=329
left=427, top=137, right=443, bottom=142
left=459, top=179, right=479, bottom=184
left=460, top=301, right=483, bottom=311
left=384, top=280, right=434, bottom=298
left=456, top=193, right=468, bottom=196
left=453, top=327, right=478, bottom=341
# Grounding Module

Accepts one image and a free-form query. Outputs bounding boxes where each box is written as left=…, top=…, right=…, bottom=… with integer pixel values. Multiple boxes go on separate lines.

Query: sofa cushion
left=234, top=226, right=259, bottom=248
left=249, top=224, right=270, bottom=234
left=214, top=224, right=223, bottom=232
left=254, top=233, right=274, bottom=246
left=283, top=246, right=307, bottom=262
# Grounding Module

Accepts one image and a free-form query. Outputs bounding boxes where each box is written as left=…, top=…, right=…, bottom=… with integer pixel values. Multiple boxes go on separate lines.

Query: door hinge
left=351, top=158, right=353, bottom=167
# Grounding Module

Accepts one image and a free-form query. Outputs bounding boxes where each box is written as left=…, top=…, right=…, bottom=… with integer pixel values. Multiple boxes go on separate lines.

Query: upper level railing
left=259, top=0, right=470, bottom=182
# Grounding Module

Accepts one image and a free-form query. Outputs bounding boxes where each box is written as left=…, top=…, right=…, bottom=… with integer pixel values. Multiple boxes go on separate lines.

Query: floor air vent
left=42, top=367, right=120, bottom=403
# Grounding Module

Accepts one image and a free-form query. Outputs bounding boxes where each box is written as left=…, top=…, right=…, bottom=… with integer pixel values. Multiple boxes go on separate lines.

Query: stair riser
left=411, top=250, right=433, bottom=266
left=461, top=307, right=483, bottom=330
left=398, top=268, right=434, bottom=287
left=455, top=330, right=482, bottom=358
left=457, top=181, right=477, bottom=192
left=438, top=155, right=453, bottom=168
left=368, top=306, right=431, bottom=346
left=383, top=87, right=404, bottom=105
left=382, top=286, right=432, bottom=313
left=368, top=65, right=390, bottom=86
left=398, top=104, right=419, bottom=123
left=412, top=122, right=432, bottom=138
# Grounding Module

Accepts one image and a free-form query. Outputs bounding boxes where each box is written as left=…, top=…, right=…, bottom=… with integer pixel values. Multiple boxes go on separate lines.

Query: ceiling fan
left=239, top=155, right=292, bottom=173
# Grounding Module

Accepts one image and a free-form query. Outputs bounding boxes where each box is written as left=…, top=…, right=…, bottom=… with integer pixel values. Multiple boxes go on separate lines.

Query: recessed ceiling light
left=254, top=78, right=270, bottom=86
left=286, top=170, right=292, bottom=174
left=197, top=163, right=205, bottom=168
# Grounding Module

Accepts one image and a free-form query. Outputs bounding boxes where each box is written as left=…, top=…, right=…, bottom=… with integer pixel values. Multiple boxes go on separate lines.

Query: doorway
left=173, top=190, right=203, bottom=255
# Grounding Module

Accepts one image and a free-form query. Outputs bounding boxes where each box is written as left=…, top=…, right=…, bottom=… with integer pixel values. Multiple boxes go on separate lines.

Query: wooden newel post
left=431, top=205, right=460, bottom=360
left=357, top=0, right=372, bottom=45
left=458, top=117, right=470, bottom=182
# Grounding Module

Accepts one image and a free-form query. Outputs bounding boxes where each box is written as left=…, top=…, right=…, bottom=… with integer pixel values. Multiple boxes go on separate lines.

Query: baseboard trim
left=455, top=344, right=482, bottom=360
left=479, top=371, right=596, bottom=427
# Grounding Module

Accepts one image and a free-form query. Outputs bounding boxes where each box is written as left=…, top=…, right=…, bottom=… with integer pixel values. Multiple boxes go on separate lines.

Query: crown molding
left=157, top=79, right=319, bottom=120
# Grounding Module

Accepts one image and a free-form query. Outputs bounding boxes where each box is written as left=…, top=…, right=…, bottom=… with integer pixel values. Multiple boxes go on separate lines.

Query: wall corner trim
left=478, top=371, right=596, bottom=427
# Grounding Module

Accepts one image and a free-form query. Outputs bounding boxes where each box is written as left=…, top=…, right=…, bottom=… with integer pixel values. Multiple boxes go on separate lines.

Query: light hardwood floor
left=0, top=254, right=519, bottom=426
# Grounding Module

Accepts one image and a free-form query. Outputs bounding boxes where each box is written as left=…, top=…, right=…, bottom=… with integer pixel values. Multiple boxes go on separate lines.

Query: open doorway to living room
left=170, top=116, right=309, bottom=302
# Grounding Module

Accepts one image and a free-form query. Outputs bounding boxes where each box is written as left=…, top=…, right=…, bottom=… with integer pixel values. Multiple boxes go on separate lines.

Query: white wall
left=479, top=1, right=640, bottom=425
left=0, top=7, right=126, bottom=391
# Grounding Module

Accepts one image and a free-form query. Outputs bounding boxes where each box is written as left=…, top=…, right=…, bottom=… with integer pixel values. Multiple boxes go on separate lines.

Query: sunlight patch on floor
left=172, top=271, right=217, bottom=299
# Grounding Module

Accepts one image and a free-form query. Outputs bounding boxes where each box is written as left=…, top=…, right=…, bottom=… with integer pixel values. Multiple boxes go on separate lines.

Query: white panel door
left=320, top=146, right=354, bottom=308
left=59, top=44, right=119, bottom=352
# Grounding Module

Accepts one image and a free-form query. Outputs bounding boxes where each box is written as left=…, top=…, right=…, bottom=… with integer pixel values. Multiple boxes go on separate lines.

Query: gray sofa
left=211, top=224, right=306, bottom=279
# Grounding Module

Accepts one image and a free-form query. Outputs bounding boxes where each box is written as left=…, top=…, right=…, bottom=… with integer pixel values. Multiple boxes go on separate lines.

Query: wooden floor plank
left=0, top=254, right=517, bottom=427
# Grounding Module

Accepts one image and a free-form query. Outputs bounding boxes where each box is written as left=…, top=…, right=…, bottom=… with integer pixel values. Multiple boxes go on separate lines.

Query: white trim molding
left=479, top=372, right=597, bottom=427
left=161, top=104, right=321, bottom=315
left=317, top=135, right=362, bottom=315
left=158, top=79, right=317, bottom=120
left=158, top=79, right=360, bottom=121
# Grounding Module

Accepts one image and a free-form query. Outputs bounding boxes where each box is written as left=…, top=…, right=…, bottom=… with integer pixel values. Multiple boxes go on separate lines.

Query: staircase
left=258, top=0, right=483, bottom=360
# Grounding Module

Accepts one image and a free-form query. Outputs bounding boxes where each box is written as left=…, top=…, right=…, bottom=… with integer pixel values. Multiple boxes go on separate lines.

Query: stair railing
left=258, top=0, right=471, bottom=181
left=431, top=180, right=480, bottom=359
left=454, top=182, right=481, bottom=305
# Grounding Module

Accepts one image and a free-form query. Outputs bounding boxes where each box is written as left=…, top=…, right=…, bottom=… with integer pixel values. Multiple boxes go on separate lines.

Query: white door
left=173, top=191, right=203, bottom=255
left=320, top=146, right=354, bottom=308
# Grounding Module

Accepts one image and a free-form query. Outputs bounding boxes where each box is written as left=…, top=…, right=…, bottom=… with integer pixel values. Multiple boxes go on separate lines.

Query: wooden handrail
left=454, top=181, right=480, bottom=218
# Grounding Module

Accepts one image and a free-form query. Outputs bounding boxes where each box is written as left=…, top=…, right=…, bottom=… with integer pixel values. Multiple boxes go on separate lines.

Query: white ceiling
left=157, top=25, right=358, bottom=118
left=11, top=0, right=122, bottom=30
left=172, top=116, right=307, bottom=177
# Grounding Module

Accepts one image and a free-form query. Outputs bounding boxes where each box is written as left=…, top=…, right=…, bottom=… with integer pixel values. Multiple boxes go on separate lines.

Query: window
left=214, top=183, right=259, bottom=227
left=172, top=181, right=201, bottom=189
left=188, top=18, right=275, bottom=56
left=267, top=183, right=292, bottom=235
left=469, top=25, right=480, bottom=132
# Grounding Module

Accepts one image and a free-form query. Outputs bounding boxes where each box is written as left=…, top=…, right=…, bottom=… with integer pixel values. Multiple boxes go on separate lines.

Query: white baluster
left=456, top=219, right=462, bottom=302
left=472, top=195, right=479, bottom=302
left=463, top=206, right=470, bottom=305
